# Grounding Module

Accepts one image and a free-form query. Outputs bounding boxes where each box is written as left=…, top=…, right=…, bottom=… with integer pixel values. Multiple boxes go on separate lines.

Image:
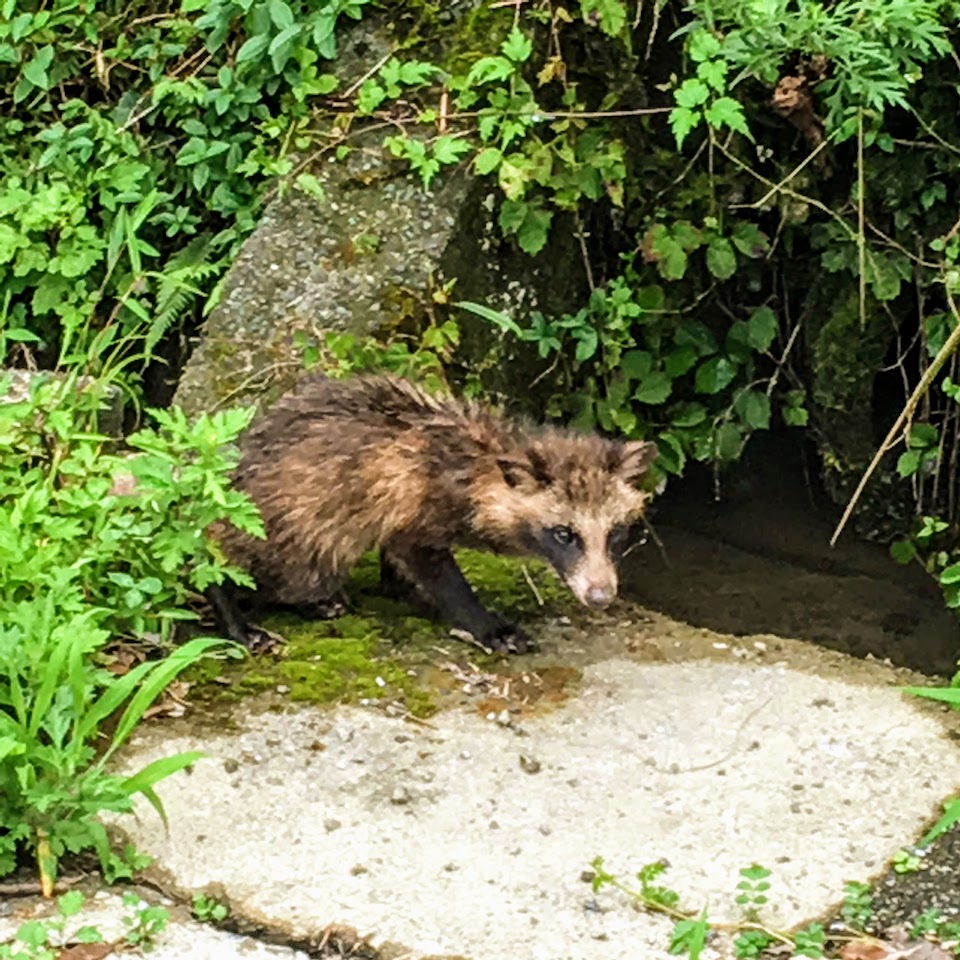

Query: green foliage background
left=5, top=0, right=960, bottom=895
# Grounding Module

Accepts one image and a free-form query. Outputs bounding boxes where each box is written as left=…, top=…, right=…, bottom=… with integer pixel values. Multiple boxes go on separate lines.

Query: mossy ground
left=189, top=549, right=578, bottom=718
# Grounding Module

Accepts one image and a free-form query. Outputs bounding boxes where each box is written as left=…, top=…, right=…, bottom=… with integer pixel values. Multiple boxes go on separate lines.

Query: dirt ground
left=623, top=442, right=958, bottom=677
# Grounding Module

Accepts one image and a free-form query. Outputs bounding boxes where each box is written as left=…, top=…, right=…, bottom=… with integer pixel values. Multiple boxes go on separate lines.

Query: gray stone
left=108, top=617, right=960, bottom=960
left=173, top=9, right=592, bottom=419
left=1, top=367, right=123, bottom=437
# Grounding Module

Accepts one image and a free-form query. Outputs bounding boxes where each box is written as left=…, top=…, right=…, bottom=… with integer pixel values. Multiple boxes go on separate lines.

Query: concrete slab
left=0, top=888, right=310, bottom=960
left=110, top=637, right=960, bottom=960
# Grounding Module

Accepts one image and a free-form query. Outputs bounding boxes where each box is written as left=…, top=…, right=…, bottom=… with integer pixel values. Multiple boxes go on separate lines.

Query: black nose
left=585, top=586, right=615, bottom=607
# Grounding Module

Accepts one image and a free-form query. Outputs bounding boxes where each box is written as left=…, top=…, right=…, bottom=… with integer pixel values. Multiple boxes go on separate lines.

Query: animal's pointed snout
left=585, top=585, right=615, bottom=607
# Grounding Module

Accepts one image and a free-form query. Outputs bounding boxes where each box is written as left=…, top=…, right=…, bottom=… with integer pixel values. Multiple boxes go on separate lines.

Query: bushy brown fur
left=210, top=373, right=657, bottom=652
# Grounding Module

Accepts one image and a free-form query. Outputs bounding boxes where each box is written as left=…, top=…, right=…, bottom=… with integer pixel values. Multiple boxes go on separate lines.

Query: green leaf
left=672, top=402, right=707, bottom=427
left=647, top=226, right=688, bottom=280
left=697, top=58, right=727, bottom=93
left=57, top=891, right=86, bottom=918
left=689, top=29, right=721, bottom=62
left=268, top=0, right=294, bottom=29
left=731, top=222, right=769, bottom=257
left=634, top=372, right=673, bottom=405
left=269, top=24, right=301, bottom=73
left=734, top=390, right=771, bottom=430
left=501, top=26, right=533, bottom=63
left=897, top=450, right=920, bottom=478
left=716, top=421, right=743, bottom=460
left=499, top=199, right=528, bottom=234
left=621, top=350, right=653, bottom=380
left=706, top=236, right=737, bottom=279
left=517, top=206, right=553, bottom=255
left=747, top=307, right=778, bottom=351
left=474, top=147, right=503, bottom=174
left=940, top=562, right=960, bottom=585
left=920, top=796, right=960, bottom=846
left=669, top=106, right=701, bottom=149
left=455, top=301, right=524, bottom=337
left=574, top=326, right=599, bottom=362
left=433, top=136, right=472, bottom=165
left=675, top=78, right=709, bottom=109
left=236, top=34, right=270, bottom=64
left=670, top=908, right=709, bottom=960
left=890, top=539, right=916, bottom=565
left=357, top=80, right=386, bottom=114
left=581, top=0, right=628, bottom=36
left=22, top=45, right=54, bottom=89
left=294, top=173, right=326, bottom=202
left=467, top=56, right=514, bottom=85
left=705, top=96, right=753, bottom=140
left=783, top=405, right=809, bottom=427
left=695, top=357, right=737, bottom=394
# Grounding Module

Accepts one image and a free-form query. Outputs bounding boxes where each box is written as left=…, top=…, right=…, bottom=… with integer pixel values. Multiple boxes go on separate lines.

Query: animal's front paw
left=453, top=618, right=537, bottom=655
left=243, top=624, right=285, bottom=654
left=292, top=596, right=348, bottom=621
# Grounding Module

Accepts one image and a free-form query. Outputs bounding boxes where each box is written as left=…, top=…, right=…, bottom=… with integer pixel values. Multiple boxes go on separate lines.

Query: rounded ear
left=496, top=449, right=551, bottom=490
left=617, top=440, right=658, bottom=482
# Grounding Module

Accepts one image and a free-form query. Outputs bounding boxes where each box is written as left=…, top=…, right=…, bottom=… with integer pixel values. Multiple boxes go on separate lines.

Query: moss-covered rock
left=189, top=548, right=581, bottom=716
left=173, top=2, right=632, bottom=419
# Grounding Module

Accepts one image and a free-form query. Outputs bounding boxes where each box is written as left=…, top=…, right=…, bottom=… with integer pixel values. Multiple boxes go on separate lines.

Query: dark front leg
left=383, top=545, right=534, bottom=654
left=206, top=583, right=282, bottom=653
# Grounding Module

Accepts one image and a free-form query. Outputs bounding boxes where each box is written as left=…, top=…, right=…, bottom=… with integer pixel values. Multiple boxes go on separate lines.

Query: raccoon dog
left=209, top=373, right=658, bottom=654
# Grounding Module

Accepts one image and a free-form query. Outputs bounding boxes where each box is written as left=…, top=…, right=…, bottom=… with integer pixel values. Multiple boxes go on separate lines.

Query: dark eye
left=609, top=525, right=631, bottom=549
left=551, top=525, right=575, bottom=545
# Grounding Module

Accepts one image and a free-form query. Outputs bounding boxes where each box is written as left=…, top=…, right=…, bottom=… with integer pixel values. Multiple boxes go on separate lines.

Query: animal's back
left=218, top=374, right=491, bottom=605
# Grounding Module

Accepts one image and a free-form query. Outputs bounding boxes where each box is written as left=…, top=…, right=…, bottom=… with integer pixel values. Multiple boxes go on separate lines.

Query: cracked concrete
left=105, top=634, right=960, bottom=960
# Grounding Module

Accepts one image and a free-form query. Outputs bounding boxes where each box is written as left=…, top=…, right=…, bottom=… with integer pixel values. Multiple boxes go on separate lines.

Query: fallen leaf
left=840, top=940, right=889, bottom=960
left=59, top=941, right=119, bottom=960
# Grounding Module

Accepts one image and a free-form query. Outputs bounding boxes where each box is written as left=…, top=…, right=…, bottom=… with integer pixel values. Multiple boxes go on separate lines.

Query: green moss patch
left=190, top=548, right=579, bottom=715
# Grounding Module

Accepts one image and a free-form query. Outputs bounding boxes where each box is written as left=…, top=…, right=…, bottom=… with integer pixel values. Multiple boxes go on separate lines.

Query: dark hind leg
left=382, top=544, right=535, bottom=654
left=206, top=583, right=283, bottom=653
left=280, top=594, right=349, bottom=620
left=380, top=550, right=416, bottom=602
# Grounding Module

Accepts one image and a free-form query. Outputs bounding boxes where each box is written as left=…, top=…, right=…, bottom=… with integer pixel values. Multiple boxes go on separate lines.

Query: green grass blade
left=103, top=638, right=226, bottom=760
left=122, top=751, right=206, bottom=797
left=76, top=659, right=161, bottom=744
left=921, top=796, right=960, bottom=847
left=137, top=783, right=169, bottom=831
left=901, top=685, right=960, bottom=706
left=27, top=625, right=77, bottom=739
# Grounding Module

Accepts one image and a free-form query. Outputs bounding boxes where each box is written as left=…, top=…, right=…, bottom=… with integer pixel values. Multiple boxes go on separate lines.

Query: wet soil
left=622, top=438, right=959, bottom=677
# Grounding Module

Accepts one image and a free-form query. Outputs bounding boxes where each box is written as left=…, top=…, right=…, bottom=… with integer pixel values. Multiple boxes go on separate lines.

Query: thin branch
left=831, top=281, right=960, bottom=546
left=342, top=49, right=395, bottom=100
left=754, top=137, right=832, bottom=209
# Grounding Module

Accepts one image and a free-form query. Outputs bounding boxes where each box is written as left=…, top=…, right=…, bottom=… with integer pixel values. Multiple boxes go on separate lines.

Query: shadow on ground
left=622, top=436, right=959, bottom=677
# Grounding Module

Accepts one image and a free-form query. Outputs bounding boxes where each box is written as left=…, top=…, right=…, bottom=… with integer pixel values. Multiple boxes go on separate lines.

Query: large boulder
left=174, top=9, right=594, bottom=418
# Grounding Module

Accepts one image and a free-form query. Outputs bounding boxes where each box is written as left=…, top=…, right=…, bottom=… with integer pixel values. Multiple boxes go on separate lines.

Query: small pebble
left=519, top=755, right=541, bottom=774
left=324, top=819, right=342, bottom=833
left=350, top=864, right=368, bottom=876
left=538, top=824, right=552, bottom=836
left=390, top=786, right=412, bottom=805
